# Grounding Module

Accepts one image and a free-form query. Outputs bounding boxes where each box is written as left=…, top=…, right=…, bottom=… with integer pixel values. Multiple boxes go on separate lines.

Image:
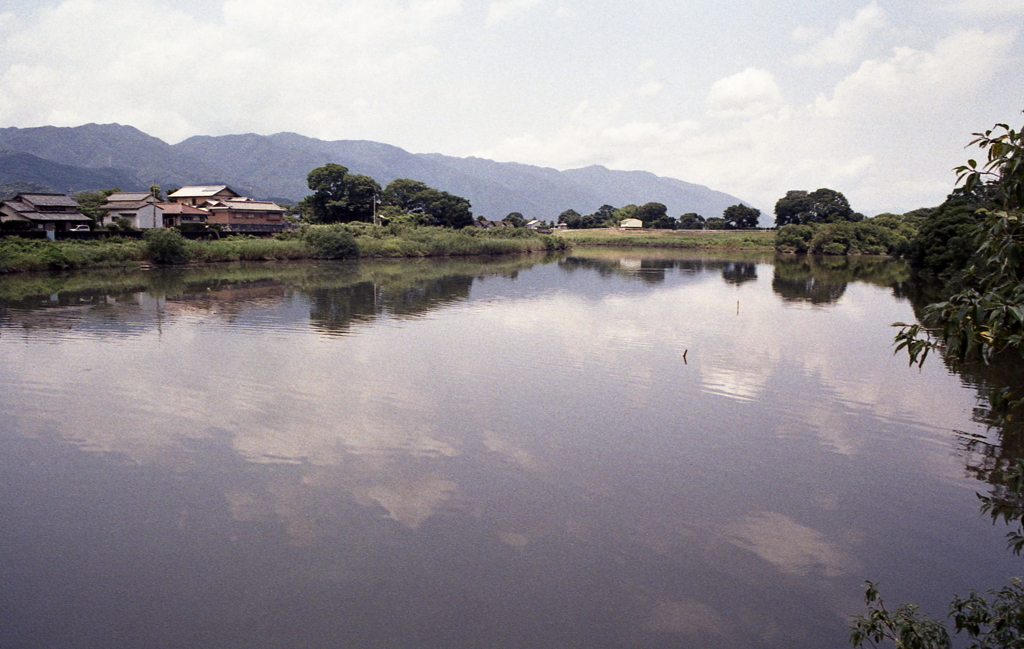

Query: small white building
left=619, top=218, right=643, bottom=229
left=99, top=192, right=160, bottom=226
left=135, top=203, right=210, bottom=229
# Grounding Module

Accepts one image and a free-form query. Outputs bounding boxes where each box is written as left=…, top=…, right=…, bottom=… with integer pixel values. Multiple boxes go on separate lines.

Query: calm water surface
left=0, top=251, right=1018, bottom=648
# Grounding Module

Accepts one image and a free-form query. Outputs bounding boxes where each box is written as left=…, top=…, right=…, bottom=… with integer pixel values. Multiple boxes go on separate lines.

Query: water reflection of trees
left=558, top=255, right=759, bottom=286
left=771, top=255, right=912, bottom=305
left=0, top=258, right=545, bottom=337
left=896, top=279, right=1024, bottom=521
left=305, top=274, right=475, bottom=335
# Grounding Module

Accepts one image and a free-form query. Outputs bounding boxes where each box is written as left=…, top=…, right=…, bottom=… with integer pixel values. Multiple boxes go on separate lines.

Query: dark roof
left=17, top=193, right=79, bottom=208
left=2, top=199, right=33, bottom=213
left=3, top=210, right=91, bottom=222
left=24, top=212, right=91, bottom=222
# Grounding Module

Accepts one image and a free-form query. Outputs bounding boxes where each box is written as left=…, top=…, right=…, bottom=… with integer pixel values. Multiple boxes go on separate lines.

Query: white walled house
left=135, top=203, right=209, bottom=229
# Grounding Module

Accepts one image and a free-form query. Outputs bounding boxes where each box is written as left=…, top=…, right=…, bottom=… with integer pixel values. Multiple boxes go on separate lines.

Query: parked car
left=69, top=225, right=90, bottom=231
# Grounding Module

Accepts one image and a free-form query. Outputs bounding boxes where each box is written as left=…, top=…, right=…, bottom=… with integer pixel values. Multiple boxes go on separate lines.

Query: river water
left=0, top=251, right=1018, bottom=649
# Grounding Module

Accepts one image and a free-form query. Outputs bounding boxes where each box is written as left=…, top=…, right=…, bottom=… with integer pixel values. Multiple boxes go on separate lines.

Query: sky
left=0, top=0, right=1021, bottom=214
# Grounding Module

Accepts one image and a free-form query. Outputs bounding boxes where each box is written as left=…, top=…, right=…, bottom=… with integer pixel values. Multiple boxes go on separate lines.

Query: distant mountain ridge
left=0, top=123, right=749, bottom=221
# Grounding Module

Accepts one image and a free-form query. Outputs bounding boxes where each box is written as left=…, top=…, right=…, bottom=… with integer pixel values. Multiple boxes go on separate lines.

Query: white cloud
left=791, top=25, right=817, bottom=43
left=0, top=0, right=462, bottom=142
left=485, top=0, right=542, bottom=26
left=705, top=68, right=784, bottom=120
left=812, top=28, right=1015, bottom=117
left=946, top=0, right=1024, bottom=13
left=636, top=81, right=663, bottom=97
left=794, top=2, right=887, bottom=67
left=482, top=27, right=1017, bottom=214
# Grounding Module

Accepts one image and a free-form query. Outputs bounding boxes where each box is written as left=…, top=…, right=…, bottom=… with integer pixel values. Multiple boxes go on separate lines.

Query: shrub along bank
left=0, top=224, right=567, bottom=273
left=774, top=214, right=921, bottom=255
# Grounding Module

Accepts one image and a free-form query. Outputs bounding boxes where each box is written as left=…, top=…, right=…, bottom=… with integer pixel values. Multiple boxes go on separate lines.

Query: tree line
left=300, top=163, right=474, bottom=228
left=556, top=201, right=761, bottom=230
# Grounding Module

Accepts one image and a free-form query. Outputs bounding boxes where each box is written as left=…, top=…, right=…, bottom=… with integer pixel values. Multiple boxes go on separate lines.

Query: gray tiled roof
left=15, top=211, right=91, bottom=222
left=2, top=200, right=32, bottom=213
left=20, top=193, right=79, bottom=208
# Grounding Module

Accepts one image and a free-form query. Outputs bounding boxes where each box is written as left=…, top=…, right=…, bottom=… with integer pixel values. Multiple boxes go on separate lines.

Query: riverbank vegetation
left=554, top=227, right=775, bottom=249
left=774, top=214, right=922, bottom=255
left=0, top=223, right=567, bottom=273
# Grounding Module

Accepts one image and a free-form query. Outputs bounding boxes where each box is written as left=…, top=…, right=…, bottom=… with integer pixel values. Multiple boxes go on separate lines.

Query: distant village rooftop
left=168, top=186, right=239, bottom=199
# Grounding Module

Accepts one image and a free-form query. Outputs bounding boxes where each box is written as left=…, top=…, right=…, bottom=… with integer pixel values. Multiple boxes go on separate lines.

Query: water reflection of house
left=0, top=193, right=91, bottom=231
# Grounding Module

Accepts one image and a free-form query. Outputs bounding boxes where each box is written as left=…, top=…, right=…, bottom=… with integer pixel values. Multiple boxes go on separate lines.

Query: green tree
left=678, top=213, right=706, bottom=229
left=895, top=114, right=1024, bottom=369
left=723, top=204, right=761, bottom=229
left=592, top=204, right=619, bottom=227
left=306, top=163, right=382, bottom=224
left=420, top=189, right=473, bottom=228
left=614, top=204, right=640, bottom=224
left=382, top=179, right=431, bottom=211
left=904, top=195, right=981, bottom=278
left=558, top=209, right=584, bottom=228
left=379, top=178, right=472, bottom=228
left=504, top=212, right=527, bottom=227
left=775, top=188, right=862, bottom=227
left=636, top=202, right=668, bottom=227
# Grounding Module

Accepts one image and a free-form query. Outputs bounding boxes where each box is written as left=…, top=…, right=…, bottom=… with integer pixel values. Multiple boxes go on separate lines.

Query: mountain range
left=0, top=123, right=749, bottom=221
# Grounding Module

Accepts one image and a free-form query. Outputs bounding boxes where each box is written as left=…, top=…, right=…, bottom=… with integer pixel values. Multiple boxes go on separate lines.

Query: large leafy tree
left=504, top=212, right=527, bottom=227
left=558, top=209, right=583, bottom=228
left=305, top=163, right=381, bottom=223
left=896, top=116, right=1024, bottom=369
left=722, top=204, right=761, bottom=229
left=775, top=188, right=862, bottom=226
left=636, top=202, right=668, bottom=227
left=678, top=213, right=706, bottom=230
left=380, top=178, right=473, bottom=228
left=382, top=179, right=431, bottom=211
left=420, top=189, right=473, bottom=228
left=592, top=204, right=618, bottom=227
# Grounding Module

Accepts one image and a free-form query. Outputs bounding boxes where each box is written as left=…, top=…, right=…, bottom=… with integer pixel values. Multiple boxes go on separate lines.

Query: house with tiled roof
left=204, top=198, right=288, bottom=233
left=99, top=191, right=161, bottom=226
left=0, top=193, right=91, bottom=232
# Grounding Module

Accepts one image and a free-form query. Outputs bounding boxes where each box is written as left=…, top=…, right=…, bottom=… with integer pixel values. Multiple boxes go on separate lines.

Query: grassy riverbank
left=0, top=225, right=567, bottom=274
left=554, top=228, right=775, bottom=249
